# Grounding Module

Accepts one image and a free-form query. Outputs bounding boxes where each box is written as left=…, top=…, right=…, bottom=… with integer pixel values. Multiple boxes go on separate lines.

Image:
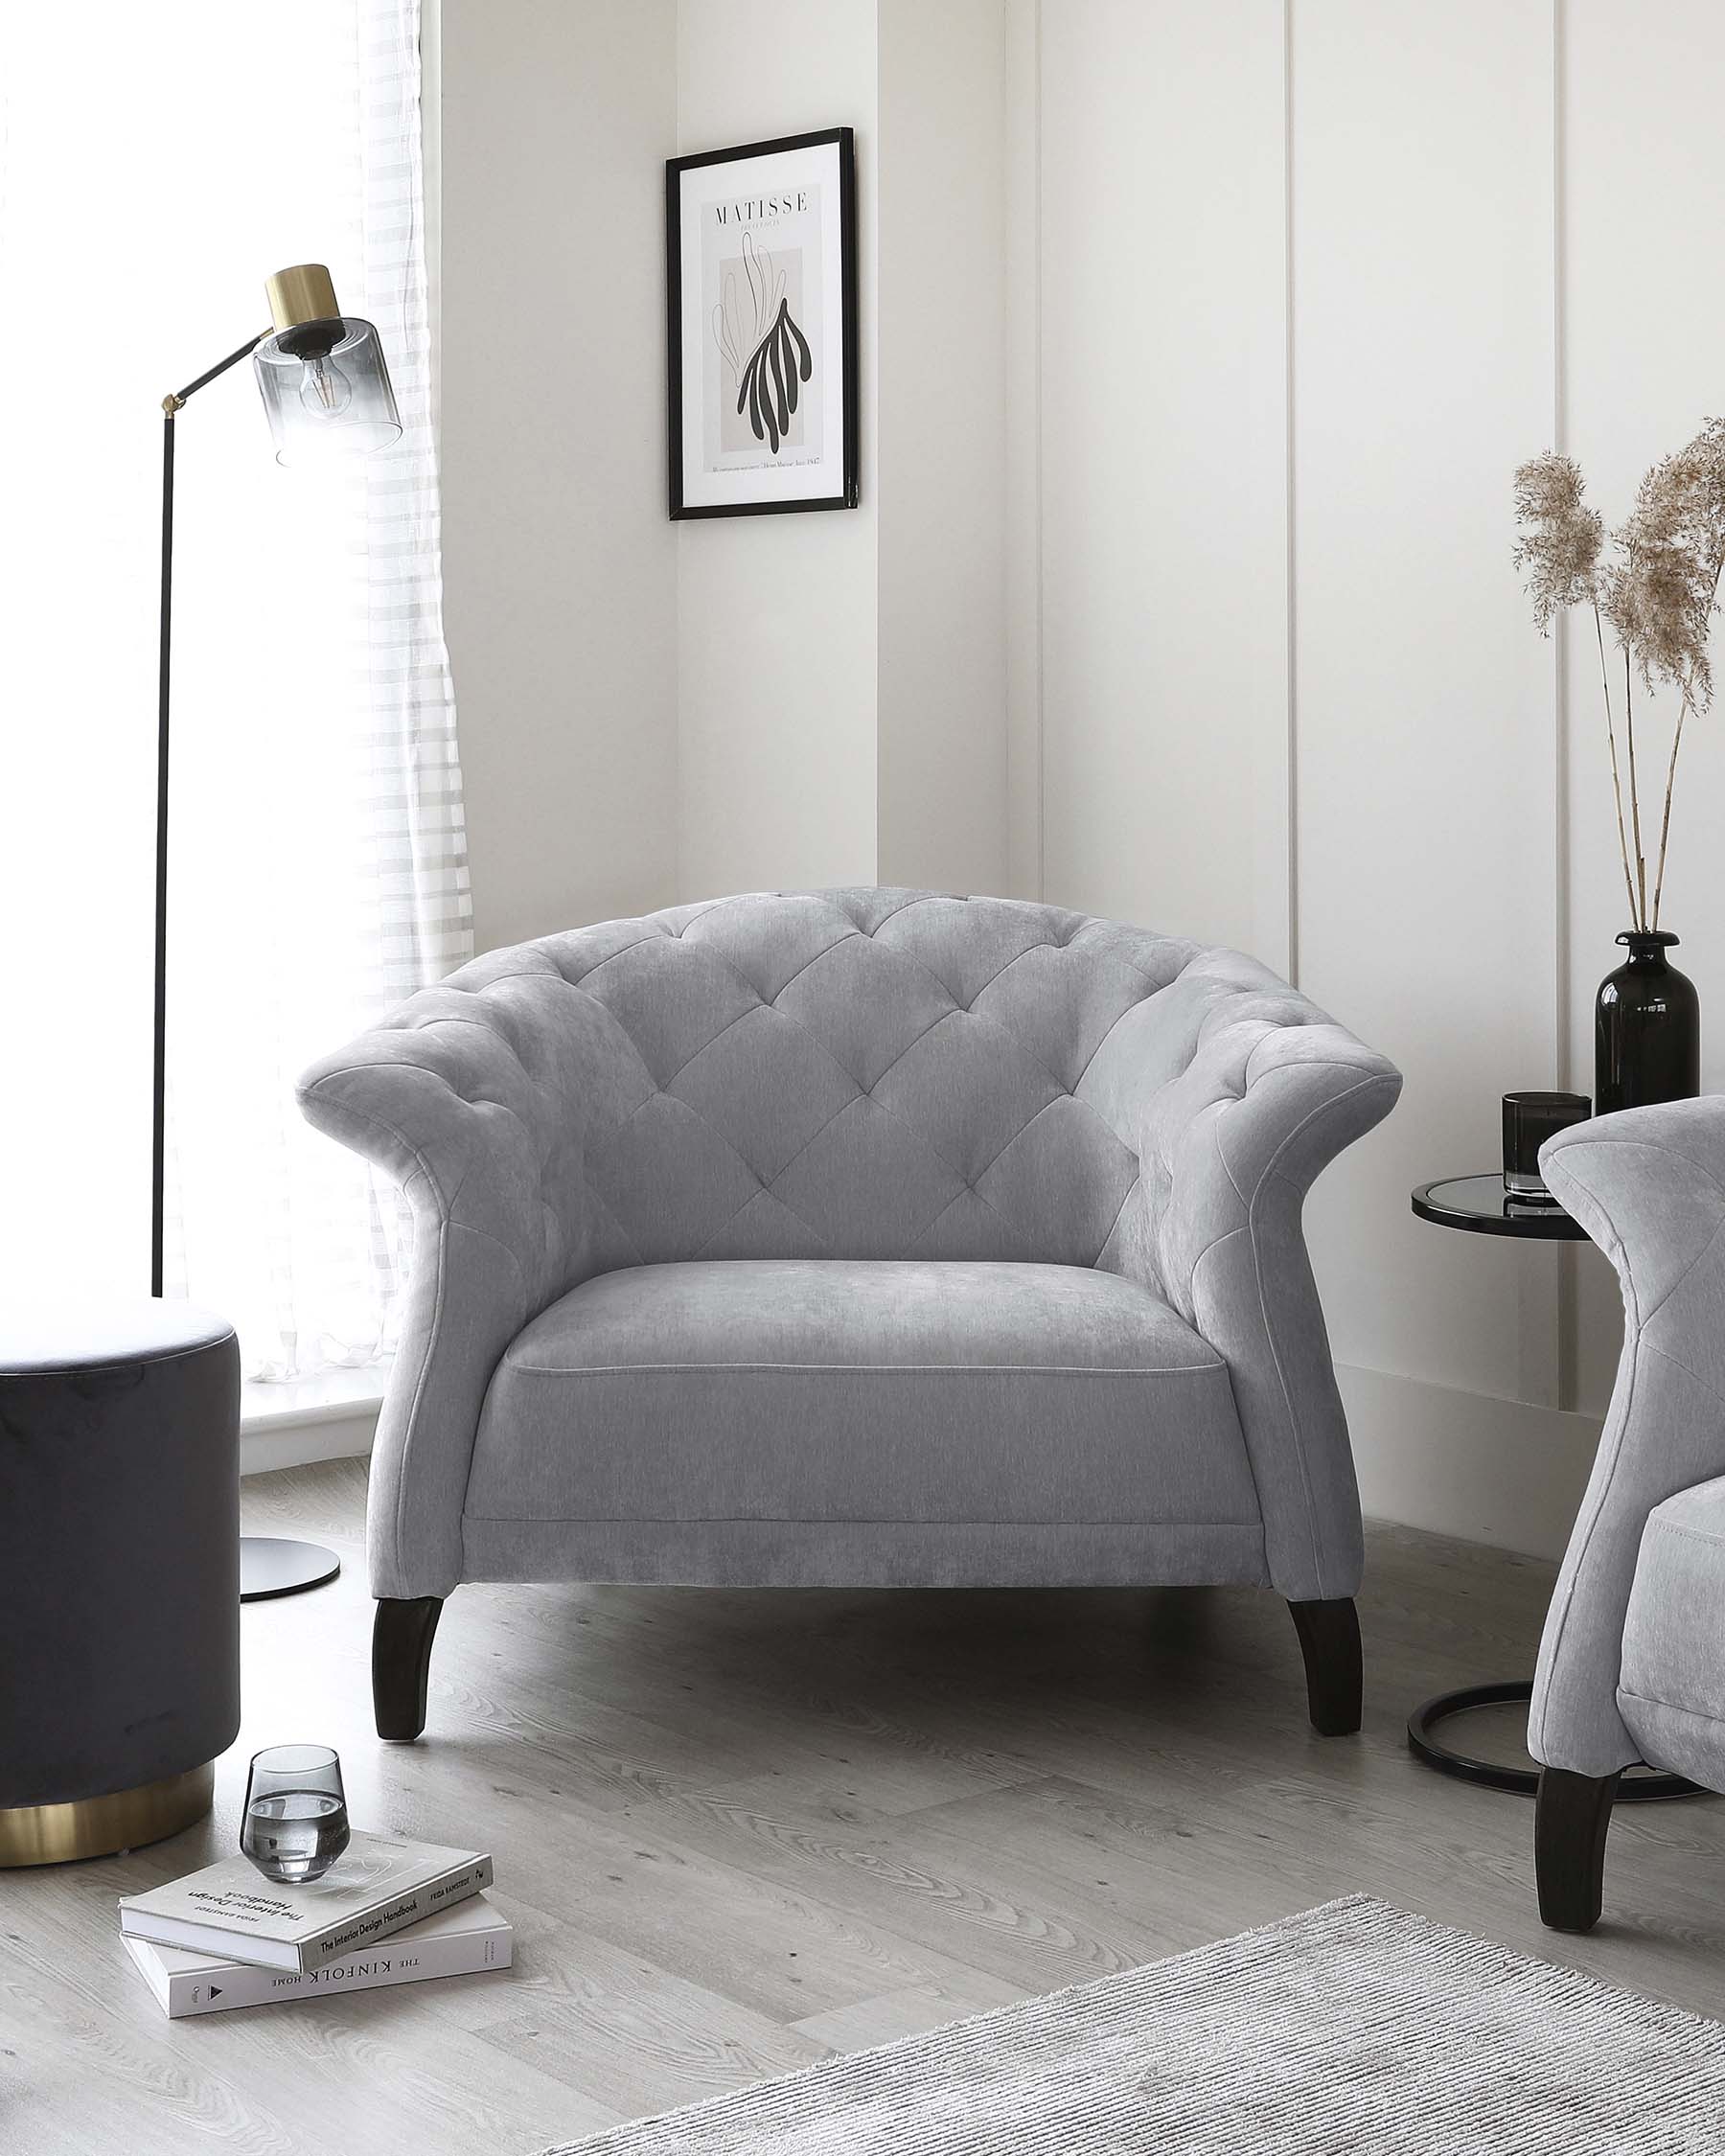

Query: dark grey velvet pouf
left=0, top=1300, right=241, bottom=1864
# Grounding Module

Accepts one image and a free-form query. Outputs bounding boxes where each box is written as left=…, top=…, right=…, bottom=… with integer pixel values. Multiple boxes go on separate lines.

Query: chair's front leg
left=1535, top=1766, right=1621, bottom=1933
left=1287, top=1596, right=1362, bottom=1735
left=373, top=1595, right=444, bottom=1741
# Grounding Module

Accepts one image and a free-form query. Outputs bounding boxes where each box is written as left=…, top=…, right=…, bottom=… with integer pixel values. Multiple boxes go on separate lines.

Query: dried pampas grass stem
left=1515, top=424, right=1725, bottom=932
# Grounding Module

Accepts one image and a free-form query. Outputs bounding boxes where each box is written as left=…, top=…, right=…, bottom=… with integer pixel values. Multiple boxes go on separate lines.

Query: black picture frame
left=666, top=126, right=859, bottom=519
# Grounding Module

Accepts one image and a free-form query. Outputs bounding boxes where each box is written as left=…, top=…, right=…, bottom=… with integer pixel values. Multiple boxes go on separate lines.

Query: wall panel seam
left=1283, top=0, right=1299, bottom=987
left=1553, top=0, right=1576, bottom=1411
left=1034, top=0, right=1046, bottom=902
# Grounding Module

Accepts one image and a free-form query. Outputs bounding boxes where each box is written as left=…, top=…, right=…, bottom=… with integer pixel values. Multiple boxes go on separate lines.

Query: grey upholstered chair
left=297, top=889, right=1399, bottom=1742
left=1530, top=1097, right=1725, bottom=1932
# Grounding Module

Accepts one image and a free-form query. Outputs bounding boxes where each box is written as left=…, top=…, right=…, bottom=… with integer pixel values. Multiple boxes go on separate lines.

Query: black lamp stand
left=157, top=338, right=340, bottom=1605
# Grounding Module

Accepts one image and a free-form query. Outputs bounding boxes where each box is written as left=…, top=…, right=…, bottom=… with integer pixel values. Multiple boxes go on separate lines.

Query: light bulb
left=299, top=355, right=353, bottom=418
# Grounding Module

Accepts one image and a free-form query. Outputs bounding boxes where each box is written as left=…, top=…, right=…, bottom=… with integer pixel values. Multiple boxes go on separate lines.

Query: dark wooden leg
left=1536, top=1766, right=1620, bottom=1934
left=373, top=1596, right=443, bottom=1741
left=1287, top=1596, right=1363, bottom=1735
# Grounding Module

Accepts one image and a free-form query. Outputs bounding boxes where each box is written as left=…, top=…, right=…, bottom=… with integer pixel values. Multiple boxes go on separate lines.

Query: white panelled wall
left=673, top=0, right=1010, bottom=899
left=436, top=0, right=1725, bottom=1554
left=441, top=0, right=1009, bottom=925
left=1561, top=4, right=1725, bottom=1416
left=1290, top=0, right=1565, bottom=1541
left=1036, top=0, right=1291, bottom=971
left=442, top=0, right=678, bottom=952
left=675, top=0, right=883, bottom=898
left=1008, top=0, right=1725, bottom=1557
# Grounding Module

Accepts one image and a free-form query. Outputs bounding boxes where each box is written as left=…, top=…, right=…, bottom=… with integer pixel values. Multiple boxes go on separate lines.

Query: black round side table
left=1408, top=1176, right=1695, bottom=1801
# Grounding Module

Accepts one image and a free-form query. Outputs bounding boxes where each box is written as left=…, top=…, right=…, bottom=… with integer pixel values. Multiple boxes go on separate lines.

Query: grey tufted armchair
left=297, top=889, right=1400, bottom=1741
left=1530, top=1098, right=1725, bottom=1932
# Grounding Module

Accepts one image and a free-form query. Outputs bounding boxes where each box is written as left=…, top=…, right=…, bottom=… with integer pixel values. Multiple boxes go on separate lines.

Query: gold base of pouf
left=0, top=1762, right=214, bottom=1868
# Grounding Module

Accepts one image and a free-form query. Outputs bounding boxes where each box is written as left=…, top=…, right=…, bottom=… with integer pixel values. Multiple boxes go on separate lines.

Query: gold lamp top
left=265, top=264, right=341, bottom=333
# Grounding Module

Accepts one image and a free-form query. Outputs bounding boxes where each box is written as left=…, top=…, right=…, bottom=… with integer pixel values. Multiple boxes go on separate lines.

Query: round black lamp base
left=1407, top=1680, right=1702, bottom=1800
left=240, top=1536, right=341, bottom=1603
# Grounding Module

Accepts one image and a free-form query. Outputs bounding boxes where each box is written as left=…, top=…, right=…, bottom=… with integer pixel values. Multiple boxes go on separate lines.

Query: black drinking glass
left=1502, top=1090, right=1591, bottom=1202
left=241, top=1744, right=350, bottom=1884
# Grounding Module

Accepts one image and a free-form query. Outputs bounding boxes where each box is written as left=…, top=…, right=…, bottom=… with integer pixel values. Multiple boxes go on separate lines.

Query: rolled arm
left=297, top=949, right=630, bottom=1596
left=1095, top=961, right=1401, bottom=1600
left=1530, top=1099, right=1725, bottom=1777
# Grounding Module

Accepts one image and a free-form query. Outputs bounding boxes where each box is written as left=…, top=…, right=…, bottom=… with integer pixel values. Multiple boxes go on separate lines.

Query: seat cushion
left=464, top=1260, right=1257, bottom=1533
left=1618, top=1475, right=1725, bottom=1789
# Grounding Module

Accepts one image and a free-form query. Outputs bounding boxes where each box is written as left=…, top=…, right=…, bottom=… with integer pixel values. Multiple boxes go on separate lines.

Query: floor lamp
left=158, top=264, right=401, bottom=1602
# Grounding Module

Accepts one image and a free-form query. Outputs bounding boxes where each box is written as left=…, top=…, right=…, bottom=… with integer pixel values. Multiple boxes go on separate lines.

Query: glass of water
left=241, top=1744, right=351, bottom=1884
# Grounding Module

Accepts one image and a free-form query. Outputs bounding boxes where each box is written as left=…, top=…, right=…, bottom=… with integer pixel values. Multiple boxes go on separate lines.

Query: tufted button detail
left=356, top=889, right=1345, bottom=1273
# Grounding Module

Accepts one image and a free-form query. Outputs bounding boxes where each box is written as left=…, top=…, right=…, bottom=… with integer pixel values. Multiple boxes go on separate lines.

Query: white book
left=118, top=1830, right=493, bottom=1974
left=124, top=1894, right=513, bottom=2018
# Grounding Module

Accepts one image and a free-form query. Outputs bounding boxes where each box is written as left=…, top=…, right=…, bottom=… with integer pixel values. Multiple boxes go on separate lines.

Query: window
left=0, top=0, right=470, bottom=1374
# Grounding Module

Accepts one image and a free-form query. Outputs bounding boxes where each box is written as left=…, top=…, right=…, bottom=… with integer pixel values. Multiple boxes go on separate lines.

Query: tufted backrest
left=387, top=887, right=1326, bottom=1283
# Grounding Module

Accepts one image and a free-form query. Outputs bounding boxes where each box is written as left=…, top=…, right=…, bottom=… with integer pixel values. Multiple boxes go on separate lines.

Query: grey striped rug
left=540, top=1895, right=1725, bottom=2154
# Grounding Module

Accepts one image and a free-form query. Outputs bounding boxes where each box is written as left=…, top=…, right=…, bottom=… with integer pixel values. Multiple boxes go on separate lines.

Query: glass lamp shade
left=253, top=316, right=401, bottom=465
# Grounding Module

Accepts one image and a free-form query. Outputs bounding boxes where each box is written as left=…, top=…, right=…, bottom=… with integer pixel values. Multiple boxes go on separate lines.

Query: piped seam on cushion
left=1639, top=1510, right=1725, bottom=1553
left=1618, top=1684, right=1725, bottom=1735
left=459, top=1512, right=1265, bottom=1527
left=498, top=1357, right=1230, bottom=1376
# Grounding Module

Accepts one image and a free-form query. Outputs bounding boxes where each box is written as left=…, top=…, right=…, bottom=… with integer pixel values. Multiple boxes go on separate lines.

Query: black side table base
left=1408, top=1680, right=1702, bottom=1801
left=241, top=1536, right=341, bottom=1603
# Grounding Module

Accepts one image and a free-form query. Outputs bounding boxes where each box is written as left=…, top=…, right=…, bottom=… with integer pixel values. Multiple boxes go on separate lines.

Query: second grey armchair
left=297, top=889, right=1400, bottom=1743
left=1530, top=1097, right=1725, bottom=1932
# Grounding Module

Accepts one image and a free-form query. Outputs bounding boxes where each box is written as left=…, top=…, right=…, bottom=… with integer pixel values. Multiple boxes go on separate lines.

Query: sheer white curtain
left=0, top=0, right=470, bottom=1375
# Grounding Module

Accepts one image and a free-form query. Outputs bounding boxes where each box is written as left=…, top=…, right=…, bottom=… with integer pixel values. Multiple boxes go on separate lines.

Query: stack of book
left=118, top=1831, right=510, bottom=2019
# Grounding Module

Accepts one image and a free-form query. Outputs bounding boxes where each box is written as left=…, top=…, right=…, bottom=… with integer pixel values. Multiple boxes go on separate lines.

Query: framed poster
left=666, top=127, right=859, bottom=518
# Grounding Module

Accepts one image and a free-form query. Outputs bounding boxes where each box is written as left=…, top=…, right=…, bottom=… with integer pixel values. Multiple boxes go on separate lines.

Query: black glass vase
left=1595, top=929, right=1700, bottom=1115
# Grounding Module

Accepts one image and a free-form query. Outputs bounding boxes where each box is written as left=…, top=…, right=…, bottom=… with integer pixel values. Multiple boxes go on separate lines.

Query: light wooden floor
left=6, top=1459, right=1724, bottom=2154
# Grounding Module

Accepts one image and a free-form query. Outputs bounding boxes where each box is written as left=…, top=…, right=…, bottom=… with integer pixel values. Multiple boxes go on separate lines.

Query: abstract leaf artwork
left=668, top=127, right=858, bottom=516
left=713, top=233, right=814, bottom=456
